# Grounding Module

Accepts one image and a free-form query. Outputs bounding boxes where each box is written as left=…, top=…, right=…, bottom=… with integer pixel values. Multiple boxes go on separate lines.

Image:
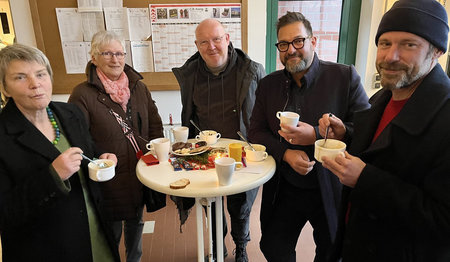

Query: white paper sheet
left=127, top=8, right=151, bottom=41
left=81, top=12, right=105, bottom=41
left=102, top=0, right=122, bottom=8
left=104, top=7, right=129, bottom=40
left=56, top=8, right=83, bottom=42
left=77, top=0, right=102, bottom=12
left=130, top=41, right=154, bottom=72
left=62, top=42, right=89, bottom=74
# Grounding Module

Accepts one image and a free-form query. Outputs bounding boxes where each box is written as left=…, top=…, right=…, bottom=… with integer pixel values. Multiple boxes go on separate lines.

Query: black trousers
left=260, top=177, right=331, bottom=262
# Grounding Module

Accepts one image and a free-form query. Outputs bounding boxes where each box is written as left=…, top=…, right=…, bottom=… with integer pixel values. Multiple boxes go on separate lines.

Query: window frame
left=265, top=0, right=362, bottom=73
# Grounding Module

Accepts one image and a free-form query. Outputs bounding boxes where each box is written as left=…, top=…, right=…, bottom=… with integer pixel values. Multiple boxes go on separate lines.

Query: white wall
left=354, top=0, right=385, bottom=98
left=10, top=0, right=266, bottom=125
left=8, top=0, right=35, bottom=46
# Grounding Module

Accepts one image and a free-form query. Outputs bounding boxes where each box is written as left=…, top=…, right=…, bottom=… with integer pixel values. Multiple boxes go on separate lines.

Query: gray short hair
left=90, top=31, right=123, bottom=57
left=0, top=44, right=53, bottom=93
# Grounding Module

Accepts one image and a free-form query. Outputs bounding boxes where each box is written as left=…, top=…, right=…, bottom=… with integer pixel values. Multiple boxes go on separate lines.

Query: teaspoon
left=237, top=131, right=256, bottom=151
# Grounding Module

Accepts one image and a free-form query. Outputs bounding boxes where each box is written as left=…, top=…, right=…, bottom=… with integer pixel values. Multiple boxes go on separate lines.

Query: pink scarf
left=96, top=68, right=130, bottom=112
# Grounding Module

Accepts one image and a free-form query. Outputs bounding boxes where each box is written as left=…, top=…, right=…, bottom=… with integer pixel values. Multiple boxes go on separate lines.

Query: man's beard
left=283, top=53, right=311, bottom=74
left=377, top=51, right=434, bottom=90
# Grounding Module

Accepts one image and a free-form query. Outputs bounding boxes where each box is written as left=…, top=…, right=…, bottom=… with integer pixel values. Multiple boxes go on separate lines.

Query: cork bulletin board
left=29, top=0, right=248, bottom=94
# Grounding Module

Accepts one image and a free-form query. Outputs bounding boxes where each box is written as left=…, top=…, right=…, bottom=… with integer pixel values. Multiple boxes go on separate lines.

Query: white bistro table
left=136, top=138, right=276, bottom=262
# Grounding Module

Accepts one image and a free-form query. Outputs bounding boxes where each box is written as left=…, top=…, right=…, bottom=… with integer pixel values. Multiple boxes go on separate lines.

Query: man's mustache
left=378, top=62, right=408, bottom=71
left=285, top=53, right=303, bottom=60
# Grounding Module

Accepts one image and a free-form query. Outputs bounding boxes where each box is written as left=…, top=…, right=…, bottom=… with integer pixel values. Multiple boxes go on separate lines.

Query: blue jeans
left=107, top=206, right=144, bottom=262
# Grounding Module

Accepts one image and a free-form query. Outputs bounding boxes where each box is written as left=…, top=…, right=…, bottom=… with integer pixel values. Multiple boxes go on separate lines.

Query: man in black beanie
left=317, top=0, right=450, bottom=261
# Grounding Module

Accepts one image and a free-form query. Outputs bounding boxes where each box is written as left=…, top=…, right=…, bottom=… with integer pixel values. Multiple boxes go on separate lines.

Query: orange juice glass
left=228, top=143, right=243, bottom=167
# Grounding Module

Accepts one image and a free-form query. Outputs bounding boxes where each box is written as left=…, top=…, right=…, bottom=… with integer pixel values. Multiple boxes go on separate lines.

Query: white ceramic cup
left=171, top=126, right=189, bottom=143
left=314, top=139, right=346, bottom=163
left=88, top=159, right=116, bottom=182
left=215, top=157, right=242, bottom=186
left=146, top=137, right=170, bottom=162
left=195, top=130, right=221, bottom=145
left=276, top=111, right=300, bottom=132
left=244, top=144, right=268, bottom=162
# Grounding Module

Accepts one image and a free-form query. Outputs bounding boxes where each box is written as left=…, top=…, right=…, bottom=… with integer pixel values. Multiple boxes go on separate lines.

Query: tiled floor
left=0, top=188, right=315, bottom=262
left=119, top=187, right=316, bottom=262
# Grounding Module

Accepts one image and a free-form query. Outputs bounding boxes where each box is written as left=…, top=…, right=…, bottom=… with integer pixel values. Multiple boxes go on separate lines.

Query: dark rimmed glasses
left=275, top=36, right=311, bottom=52
left=98, top=51, right=126, bottom=60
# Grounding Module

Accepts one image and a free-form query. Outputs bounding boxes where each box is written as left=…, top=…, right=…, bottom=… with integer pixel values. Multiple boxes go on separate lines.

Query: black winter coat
left=0, top=100, right=120, bottom=262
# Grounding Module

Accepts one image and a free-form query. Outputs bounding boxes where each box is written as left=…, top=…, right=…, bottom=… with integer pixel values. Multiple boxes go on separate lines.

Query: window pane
left=277, top=0, right=343, bottom=70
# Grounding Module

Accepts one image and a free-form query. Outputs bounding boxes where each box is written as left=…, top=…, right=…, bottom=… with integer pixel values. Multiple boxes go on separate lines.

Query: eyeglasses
left=197, top=35, right=226, bottom=48
left=275, top=37, right=311, bottom=52
left=98, top=51, right=126, bottom=60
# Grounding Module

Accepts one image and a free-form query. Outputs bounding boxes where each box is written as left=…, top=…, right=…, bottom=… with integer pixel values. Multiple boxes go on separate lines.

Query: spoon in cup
left=237, top=131, right=256, bottom=151
left=81, top=153, right=107, bottom=168
left=190, top=119, right=205, bottom=136
left=322, top=113, right=333, bottom=147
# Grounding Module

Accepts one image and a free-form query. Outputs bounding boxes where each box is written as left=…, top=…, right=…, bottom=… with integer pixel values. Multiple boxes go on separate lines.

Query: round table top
left=136, top=138, right=276, bottom=197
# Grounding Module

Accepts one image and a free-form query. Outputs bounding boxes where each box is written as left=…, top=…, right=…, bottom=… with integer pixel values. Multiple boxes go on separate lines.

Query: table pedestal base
left=195, top=196, right=224, bottom=262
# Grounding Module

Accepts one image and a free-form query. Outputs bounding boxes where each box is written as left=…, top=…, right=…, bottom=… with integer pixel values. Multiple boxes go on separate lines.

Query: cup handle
left=146, top=143, right=152, bottom=150
left=216, top=133, right=221, bottom=139
left=235, top=162, right=243, bottom=170
left=195, top=135, right=200, bottom=140
left=338, top=151, right=345, bottom=158
left=262, top=152, right=268, bottom=160
left=276, top=111, right=282, bottom=119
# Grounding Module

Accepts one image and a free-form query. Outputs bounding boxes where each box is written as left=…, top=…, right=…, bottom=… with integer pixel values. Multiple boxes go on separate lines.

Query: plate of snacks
left=171, top=141, right=210, bottom=156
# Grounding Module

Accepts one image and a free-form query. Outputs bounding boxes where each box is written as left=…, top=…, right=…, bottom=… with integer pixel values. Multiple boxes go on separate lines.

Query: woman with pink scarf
left=69, top=31, right=164, bottom=262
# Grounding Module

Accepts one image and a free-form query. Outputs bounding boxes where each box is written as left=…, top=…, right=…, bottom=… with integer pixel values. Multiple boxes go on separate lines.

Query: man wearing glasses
left=172, top=19, right=265, bottom=262
left=248, top=12, right=369, bottom=262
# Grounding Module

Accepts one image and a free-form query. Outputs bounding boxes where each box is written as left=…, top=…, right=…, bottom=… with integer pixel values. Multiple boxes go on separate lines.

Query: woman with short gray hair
left=0, top=43, right=120, bottom=262
left=69, top=31, right=165, bottom=262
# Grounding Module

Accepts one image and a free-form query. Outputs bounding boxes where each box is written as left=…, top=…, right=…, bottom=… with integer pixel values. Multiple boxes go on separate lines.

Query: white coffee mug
left=171, top=126, right=189, bottom=143
left=276, top=111, right=300, bottom=132
left=215, top=157, right=242, bottom=186
left=314, top=139, right=346, bottom=163
left=88, top=159, right=116, bottom=182
left=146, top=137, right=170, bottom=162
left=244, top=144, right=268, bottom=162
left=195, top=130, right=221, bottom=145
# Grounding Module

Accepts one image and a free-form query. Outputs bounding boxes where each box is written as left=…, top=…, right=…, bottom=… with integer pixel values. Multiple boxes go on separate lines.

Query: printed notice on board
left=131, top=41, right=154, bottom=72
left=149, top=3, right=242, bottom=72
left=56, top=8, right=83, bottom=42
left=77, top=0, right=102, bottom=12
left=61, top=42, right=89, bottom=74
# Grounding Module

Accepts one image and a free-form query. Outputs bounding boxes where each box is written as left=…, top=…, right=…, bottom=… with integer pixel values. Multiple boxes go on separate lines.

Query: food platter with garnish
left=171, top=141, right=210, bottom=156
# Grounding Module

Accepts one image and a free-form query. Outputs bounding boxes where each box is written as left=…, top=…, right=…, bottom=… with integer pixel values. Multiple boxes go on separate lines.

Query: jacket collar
left=2, top=100, right=75, bottom=161
left=391, top=64, right=450, bottom=135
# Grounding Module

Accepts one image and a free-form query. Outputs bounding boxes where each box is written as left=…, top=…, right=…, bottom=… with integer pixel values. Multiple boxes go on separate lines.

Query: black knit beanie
left=375, top=0, right=449, bottom=52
